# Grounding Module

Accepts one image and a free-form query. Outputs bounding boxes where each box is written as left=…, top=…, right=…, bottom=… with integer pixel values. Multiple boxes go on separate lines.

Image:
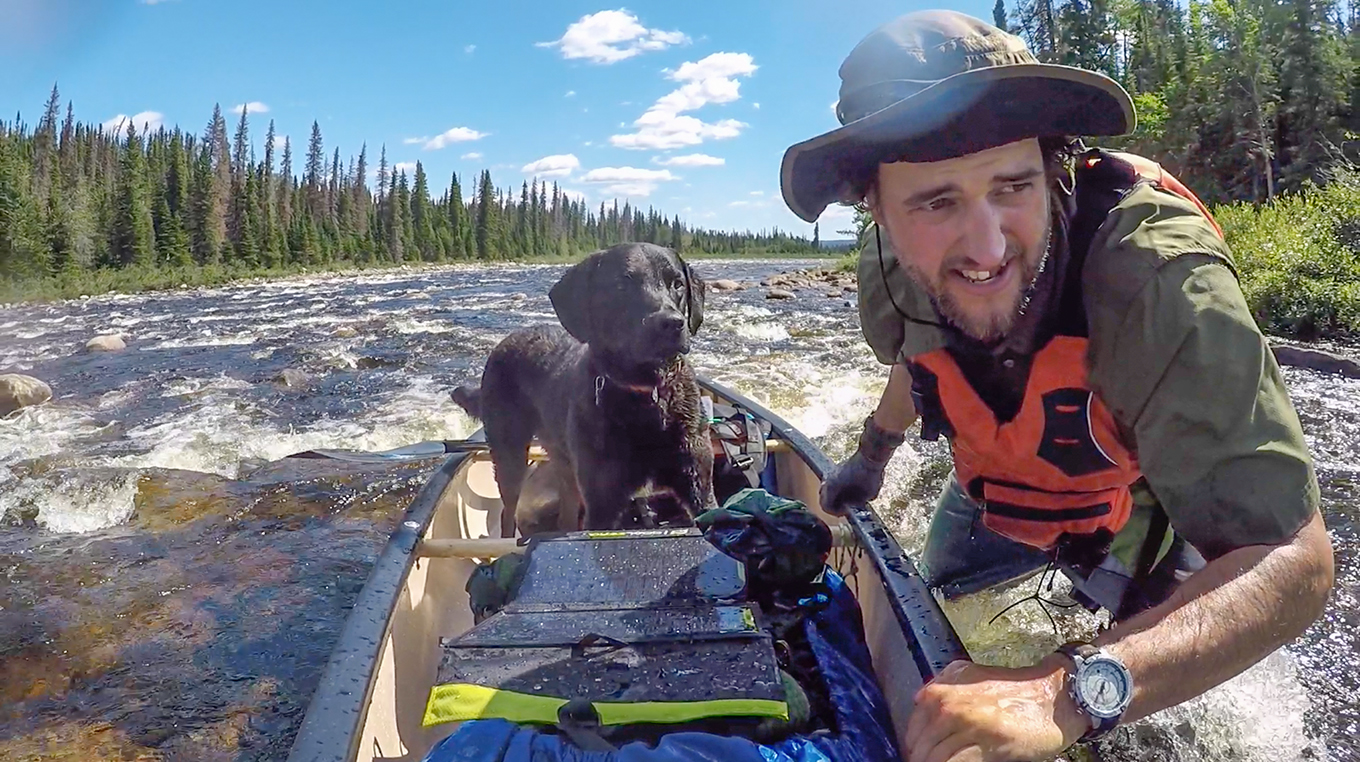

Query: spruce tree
left=475, top=169, right=497, bottom=260
left=111, top=122, right=155, bottom=268
left=411, top=162, right=439, bottom=261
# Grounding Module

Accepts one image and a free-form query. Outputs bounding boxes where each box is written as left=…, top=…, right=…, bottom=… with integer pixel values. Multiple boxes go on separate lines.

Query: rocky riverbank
left=707, top=265, right=858, bottom=301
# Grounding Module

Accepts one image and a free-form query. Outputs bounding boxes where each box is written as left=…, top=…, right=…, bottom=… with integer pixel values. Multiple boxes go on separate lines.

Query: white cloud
left=565, top=90, right=577, bottom=97
left=753, top=102, right=761, bottom=109
left=580, top=166, right=678, bottom=199
left=604, top=183, right=658, bottom=197
left=560, top=188, right=588, bottom=203
left=393, top=161, right=418, bottom=176
left=461, top=152, right=483, bottom=160
left=654, top=153, right=724, bottom=167
left=465, top=44, right=477, bottom=54
left=537, top=9, right=689, bottom=65
left=404, top=126, right=489, bottom=150
left=610, top=52, right=757, bottom=151
left=231, top=101, right=269, bottom=116
left=140, top=0, right=176, bottom=4
left=750, top=190, right=764, bottom=196
left=581, top=167, right=676, bottom=183
left=101, top=111, right=164, bottom=134
left=521, top=154, right=581, bottom=178
left=818, top=203, right=858, bottom=231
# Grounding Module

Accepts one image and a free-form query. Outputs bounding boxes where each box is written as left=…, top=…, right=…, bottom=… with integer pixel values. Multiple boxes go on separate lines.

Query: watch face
left=1078, top=657, right=1132, bottom=718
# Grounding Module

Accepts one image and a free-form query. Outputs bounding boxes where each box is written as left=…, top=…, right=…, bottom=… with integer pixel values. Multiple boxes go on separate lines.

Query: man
left=779, top=10, right=1334, bottom=762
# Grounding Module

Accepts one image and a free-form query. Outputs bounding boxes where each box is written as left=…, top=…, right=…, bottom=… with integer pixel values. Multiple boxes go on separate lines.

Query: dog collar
left=595, top=375, right=660, bottom=407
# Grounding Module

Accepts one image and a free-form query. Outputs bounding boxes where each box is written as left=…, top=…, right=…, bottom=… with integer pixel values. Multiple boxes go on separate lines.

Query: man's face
left=868, top=138, right=1052, bottom=344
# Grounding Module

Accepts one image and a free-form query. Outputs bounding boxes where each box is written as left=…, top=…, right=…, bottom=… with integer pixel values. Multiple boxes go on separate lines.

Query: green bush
left=1216, top=171, right=1360, bottom=340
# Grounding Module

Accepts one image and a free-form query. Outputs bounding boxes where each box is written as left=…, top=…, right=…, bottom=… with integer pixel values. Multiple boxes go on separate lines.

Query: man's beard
left=894, top=223, right=1052, bottom=344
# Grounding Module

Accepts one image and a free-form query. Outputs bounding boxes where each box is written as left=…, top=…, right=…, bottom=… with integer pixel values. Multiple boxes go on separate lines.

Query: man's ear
left=678, top=253, right=704, bottom=335
left=549, top=251, right=603, bottom=343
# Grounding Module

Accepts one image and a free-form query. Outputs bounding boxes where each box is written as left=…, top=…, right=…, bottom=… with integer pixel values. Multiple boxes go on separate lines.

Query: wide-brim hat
left=781, top=10, right=1135, bottom=223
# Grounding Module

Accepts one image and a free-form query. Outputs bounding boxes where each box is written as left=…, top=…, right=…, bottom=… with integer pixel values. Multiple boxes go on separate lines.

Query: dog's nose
left=657, top=313, right=685, bottom=337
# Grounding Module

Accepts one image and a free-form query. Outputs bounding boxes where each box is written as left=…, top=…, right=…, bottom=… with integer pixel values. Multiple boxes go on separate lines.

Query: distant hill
left=817, top=238, right=858, bottom=251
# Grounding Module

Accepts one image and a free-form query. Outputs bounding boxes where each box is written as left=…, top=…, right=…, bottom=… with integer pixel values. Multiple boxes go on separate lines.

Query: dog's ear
left=550, top=251, right=602, bottom=343
left=679, top=253, right=704, bottom=335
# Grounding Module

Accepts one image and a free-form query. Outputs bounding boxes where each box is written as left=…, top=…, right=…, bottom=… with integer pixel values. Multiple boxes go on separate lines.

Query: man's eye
left=1000, top=182, right=1033, bottom=194
left=922, top=198, right=953, bottom=212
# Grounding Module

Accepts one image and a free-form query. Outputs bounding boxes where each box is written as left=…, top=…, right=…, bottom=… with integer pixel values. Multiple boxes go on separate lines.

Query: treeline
left=0, top=90, right=818, bottom=293
left=1000, top=0, right=1360, bottom=204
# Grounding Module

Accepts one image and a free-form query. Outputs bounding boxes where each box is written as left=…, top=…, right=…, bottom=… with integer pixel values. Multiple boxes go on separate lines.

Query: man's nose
left=959, top=201, right=1007, bottom=268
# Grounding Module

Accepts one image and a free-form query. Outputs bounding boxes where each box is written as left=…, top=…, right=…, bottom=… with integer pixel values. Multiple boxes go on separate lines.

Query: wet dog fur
left=451, top=243, right=716, bottom=537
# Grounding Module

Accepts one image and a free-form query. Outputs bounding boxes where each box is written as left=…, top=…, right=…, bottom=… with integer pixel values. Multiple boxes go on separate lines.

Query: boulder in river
left=0, top=374, right=52, bottom=416
left=766, top=288, right=797, bottom=300
left=85, top=334, right=126, bottom=352
left=1270, top=343, right=1360, bottom=378
left=708, top=279, right=743, bottom=292
left=333, top=326, right=359, bottom=338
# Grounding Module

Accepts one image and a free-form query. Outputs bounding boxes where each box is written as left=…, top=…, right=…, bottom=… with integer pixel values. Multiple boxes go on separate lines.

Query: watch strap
left=1058, top=640, right=1098, bottom=662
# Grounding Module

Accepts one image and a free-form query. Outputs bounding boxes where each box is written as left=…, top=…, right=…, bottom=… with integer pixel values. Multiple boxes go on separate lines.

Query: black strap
left=1131, top=505, right=1170, bottom=589
left=556, top=699, right=618, bottom=753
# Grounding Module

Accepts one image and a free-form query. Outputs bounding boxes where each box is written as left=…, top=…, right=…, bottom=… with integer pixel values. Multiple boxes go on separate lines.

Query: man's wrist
left=1040, top=653, right=1099, bottom=747
left=859, top=414, right=906, bottom=465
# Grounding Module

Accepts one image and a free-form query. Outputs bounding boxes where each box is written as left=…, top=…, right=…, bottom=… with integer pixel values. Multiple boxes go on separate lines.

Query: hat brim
left=780, top=64, right=1135, bottom=223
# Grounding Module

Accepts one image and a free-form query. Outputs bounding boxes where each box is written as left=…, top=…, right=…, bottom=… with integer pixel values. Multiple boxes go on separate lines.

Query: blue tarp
left=420, top=569, right=901, bottom=762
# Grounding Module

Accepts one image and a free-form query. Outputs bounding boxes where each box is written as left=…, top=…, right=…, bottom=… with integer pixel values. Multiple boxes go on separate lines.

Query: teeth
left=961, top=269, right=996, bottom=282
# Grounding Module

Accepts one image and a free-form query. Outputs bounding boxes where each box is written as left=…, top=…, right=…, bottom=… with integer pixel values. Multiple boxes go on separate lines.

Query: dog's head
left=549, top=243, right=705, bottom=366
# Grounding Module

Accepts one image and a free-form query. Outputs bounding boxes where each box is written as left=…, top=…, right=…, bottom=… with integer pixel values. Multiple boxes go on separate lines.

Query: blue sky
left=2, top=0, right=995, bottom=237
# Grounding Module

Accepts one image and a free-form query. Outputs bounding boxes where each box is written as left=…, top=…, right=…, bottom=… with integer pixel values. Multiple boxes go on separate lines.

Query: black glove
left=819, top=416, right=905, bottom=516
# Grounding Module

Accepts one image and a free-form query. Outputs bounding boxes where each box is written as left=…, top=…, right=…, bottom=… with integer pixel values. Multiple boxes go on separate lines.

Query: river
left=0, top=259, right=1354, bottom=761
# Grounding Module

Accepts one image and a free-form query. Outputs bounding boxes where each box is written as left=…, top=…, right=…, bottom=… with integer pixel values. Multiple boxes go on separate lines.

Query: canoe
left=284, top=376, right=969, bottom=762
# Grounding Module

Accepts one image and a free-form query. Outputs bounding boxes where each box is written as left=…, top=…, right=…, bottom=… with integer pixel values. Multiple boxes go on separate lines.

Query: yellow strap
left=594, top=698, right=788, bottom=725
left=423, top=683, right=565, bottom=727
left=423, top=683, right=788, bottom=728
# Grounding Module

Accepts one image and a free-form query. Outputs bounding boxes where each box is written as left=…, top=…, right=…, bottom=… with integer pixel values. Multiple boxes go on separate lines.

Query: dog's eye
left=670, top=278, right=684, bottom=292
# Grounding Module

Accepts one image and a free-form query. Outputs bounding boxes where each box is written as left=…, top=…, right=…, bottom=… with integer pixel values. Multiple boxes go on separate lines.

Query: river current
left=0, top=259, right=1355, bottom=761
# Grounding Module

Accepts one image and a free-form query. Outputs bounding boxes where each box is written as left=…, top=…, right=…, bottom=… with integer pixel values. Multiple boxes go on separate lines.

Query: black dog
left=451, top=243, right=716, bottom=537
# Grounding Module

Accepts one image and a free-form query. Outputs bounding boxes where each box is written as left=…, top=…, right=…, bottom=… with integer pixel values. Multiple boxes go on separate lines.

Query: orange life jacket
left=906, top=149, right=1223, bottom=552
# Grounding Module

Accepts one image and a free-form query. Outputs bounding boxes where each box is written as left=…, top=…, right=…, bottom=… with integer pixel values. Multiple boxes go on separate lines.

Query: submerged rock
left=766, top=288, right=796, bottom=300
left=271, top=369, right=311, bottom=388
left=0, top=374, right=52, bottom=417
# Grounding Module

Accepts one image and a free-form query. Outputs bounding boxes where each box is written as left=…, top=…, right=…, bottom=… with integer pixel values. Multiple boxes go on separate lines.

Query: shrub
left=1216, top=172, right=1360, bottom=340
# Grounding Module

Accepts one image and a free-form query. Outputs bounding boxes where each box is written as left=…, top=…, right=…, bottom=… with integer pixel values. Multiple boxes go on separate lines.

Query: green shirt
left=856, top=182, right=1320, bottom=560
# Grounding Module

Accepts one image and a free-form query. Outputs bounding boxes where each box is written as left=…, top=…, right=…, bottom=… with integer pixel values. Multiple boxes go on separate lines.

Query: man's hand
left=820, top=449, right=889, bottom=515
left=903, top=658, right=1088, bottom=762
left=821, top=363, right=917, bottom=515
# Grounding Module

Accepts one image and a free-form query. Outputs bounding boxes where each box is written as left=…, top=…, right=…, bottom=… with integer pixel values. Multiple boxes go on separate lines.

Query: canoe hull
left=286, top=377, right=967, bottom=762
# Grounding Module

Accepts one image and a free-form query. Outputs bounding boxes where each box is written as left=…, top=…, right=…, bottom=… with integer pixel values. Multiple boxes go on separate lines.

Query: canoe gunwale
left=698, top=377, right=970, bottom=679
left=285, top=449, right=476, bottom=762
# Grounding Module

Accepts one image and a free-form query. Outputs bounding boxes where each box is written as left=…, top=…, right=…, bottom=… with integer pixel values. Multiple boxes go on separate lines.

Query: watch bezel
left=1072, top=652, right=1133, bottom=720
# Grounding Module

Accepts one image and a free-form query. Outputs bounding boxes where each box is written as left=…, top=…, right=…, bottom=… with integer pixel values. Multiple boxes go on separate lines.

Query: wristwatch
left=1056, top=641, right=1133, bottom=742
